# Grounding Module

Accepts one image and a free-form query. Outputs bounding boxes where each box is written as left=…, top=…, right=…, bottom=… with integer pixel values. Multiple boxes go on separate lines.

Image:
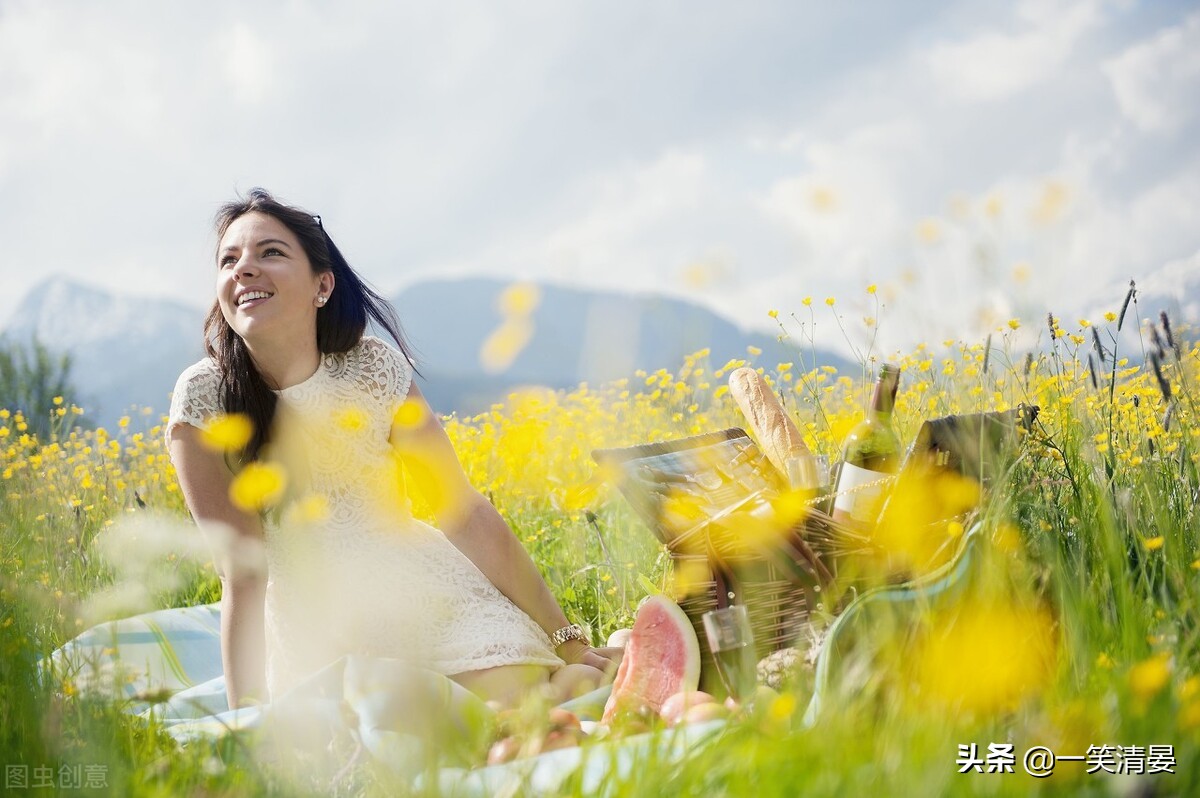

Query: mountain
left=390, top=278, right=853, bottom=413
left=2, top=278, right=208, bottom=425
left=2, top=276, right=851, bottom=427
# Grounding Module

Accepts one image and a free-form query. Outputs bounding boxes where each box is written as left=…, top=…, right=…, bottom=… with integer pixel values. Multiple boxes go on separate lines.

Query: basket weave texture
left=593, top=428, right=844, bottom=690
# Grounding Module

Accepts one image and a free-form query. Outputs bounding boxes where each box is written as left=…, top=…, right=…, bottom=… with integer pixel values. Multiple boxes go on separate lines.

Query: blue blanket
left=49, top=604, right=726, bottom=795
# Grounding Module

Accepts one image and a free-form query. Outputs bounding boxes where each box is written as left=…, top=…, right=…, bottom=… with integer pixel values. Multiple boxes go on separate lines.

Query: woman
left=166, top=188, right=620, bottom=711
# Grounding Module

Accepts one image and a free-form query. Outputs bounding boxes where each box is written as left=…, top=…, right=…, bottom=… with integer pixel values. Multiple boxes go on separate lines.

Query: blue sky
left=0, top=0, right=1196, bottom=355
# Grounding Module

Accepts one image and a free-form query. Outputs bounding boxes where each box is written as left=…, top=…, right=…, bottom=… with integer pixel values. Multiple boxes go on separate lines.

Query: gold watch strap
left=550, top=623, right=589, bottom=648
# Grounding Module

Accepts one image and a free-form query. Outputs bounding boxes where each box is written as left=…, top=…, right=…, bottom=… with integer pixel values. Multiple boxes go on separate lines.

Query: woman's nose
left=232, top=256, right=260, bottom=278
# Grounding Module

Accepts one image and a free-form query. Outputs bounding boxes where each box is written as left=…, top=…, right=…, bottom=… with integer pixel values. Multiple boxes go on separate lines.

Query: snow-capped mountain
left=3, top=278, right=208, bottom=426
left=2, top=276, right=852, bottom=428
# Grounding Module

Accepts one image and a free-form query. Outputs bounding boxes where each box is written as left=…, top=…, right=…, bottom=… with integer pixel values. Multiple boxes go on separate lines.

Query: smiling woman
left=165, top=188, right=621, bottom=711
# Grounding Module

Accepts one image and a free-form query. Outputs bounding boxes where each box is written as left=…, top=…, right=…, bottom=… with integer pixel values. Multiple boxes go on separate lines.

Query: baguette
left=727, top=367, right=810, bottom=478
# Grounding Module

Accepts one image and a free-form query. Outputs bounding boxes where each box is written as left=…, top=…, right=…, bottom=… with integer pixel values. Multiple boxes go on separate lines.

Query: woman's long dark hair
left=203, top=188, right=419, bottom=463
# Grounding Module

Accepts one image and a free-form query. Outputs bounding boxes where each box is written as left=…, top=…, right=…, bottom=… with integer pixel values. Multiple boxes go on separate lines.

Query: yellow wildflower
left=1128, top=654, right=1170, bottom=701
left=229, top=462, right=288, bottom=512
left=200, top=414, right=253, bottom=452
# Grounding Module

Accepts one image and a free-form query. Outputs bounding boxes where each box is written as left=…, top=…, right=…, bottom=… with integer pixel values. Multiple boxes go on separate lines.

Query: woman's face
left=216, top=212, right=333, bottom=344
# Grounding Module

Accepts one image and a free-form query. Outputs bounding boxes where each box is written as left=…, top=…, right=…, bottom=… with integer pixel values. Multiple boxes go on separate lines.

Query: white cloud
left=219, top=24, right=277, bottom=106
left=1104, top=12, right=1200, bottom=133
left=924, top=0, right=1103, bottom=101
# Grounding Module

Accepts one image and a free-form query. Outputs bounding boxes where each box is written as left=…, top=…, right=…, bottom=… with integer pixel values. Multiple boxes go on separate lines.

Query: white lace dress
left=166, top=335, right=562, bottom=699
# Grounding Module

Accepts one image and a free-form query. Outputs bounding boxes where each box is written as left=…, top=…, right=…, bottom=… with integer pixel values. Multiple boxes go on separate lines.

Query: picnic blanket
left=48, top=604, right=727, bottom=795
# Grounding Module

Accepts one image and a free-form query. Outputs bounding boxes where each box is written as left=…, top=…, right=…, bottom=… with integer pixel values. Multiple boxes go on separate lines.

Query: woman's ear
left=320, top=271, right=336, bottom=297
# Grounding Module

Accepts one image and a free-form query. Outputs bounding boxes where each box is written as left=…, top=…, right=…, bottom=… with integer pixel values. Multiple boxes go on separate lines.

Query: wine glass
left=702, top=604, right=757, bottom=702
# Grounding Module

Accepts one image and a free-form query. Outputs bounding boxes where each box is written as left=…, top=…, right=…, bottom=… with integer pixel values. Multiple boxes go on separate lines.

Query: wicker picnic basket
left=592, top=428, right=857, bottom=692
left=591, top=408, right=1039, bottom=692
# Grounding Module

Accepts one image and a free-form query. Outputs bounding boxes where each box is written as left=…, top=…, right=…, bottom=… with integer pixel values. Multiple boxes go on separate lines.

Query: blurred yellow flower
left=560, top=481, right=600, bottom=513
left=911, top=600, right=1056, bottom=715
left=802, top=297, right=812, bottom=306
left=229, top=462, right=288, bottom=512
left=392, top=399, right=428, bottom=430
left=480, top=318, right=534, bottom=374
left=810, top=186, right=838, bottom=212
left=1104, top=312, right=1117, bottom=322
left=916, top=218, right=942, bottom=244
left=825, top=297, right=836, bottom=307
left=1179, top=701, right=1200, bottom=731
left=497, top=282, right=542, bottom=318
left=1143, top=536, right=1164, bottom=551
left=1033, top=180, right=1069, bottom=224
left=768, top=309, right=779, bottom=319
left=769, top=692, right=797, bottom=722
left=866, top=284, right=877, bottom=295
left=334, top=407, right=369, bottom=432
left=285, top=494, right=329, bottom=524
left=53, top=396, right=64, bottom=406
left=1007, top=319, right=1020, bottom=330
left=200, top=414, right=253, bottom=453
left=1128, top=654, right=1171, bottom=701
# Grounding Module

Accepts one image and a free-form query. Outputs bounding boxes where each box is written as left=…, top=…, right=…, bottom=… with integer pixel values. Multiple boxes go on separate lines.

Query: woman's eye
left=219, top=256, right=236, bottom=267
left=263, top=248, right=283, bottom=257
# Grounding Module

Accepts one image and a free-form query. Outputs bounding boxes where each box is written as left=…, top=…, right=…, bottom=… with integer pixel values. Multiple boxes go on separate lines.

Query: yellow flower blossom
left=200, top=414, right=253, bottom=452
left=1128, top=654, right=1171, bottom=701
left=229, top=462, right=288, bottom=512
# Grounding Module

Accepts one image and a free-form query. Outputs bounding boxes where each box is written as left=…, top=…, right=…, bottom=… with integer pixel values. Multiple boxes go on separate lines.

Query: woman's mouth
left=236, top=290, right=274, bottom=309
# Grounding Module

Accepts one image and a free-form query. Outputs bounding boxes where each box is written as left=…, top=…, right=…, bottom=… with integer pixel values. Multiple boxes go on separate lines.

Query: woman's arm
left=390, top=383, right=620, bottom=673
left=167, top=424, right=269, bottom=709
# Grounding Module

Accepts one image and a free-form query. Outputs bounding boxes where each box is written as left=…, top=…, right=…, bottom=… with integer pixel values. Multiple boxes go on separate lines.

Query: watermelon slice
left=602, top=596, right=701, bottom=723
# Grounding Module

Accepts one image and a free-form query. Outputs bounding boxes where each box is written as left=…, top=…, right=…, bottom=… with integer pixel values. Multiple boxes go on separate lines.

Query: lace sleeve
left=165, top=359, right=223, bottom=446
left=354, top=336, right=415, bottom=412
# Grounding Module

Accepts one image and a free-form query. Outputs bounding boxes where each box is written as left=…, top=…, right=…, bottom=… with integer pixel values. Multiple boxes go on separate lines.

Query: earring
left=316, top=295, right=328, bottom=305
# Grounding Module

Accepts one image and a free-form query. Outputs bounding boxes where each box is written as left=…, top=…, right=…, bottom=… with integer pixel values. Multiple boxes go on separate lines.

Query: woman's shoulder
left=172, top=357, right=221, bottom=395
left=346, top=335, right=414, bottom=402
left=166, top=357, right=223, bottom=441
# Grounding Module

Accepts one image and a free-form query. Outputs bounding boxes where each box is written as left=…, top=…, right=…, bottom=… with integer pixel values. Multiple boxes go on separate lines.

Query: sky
left=1, top=0, right=1198, bottom=357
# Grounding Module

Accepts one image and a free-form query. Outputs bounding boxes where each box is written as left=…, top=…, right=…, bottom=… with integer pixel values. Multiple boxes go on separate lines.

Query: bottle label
left=833, top=462, right=894, bottom=523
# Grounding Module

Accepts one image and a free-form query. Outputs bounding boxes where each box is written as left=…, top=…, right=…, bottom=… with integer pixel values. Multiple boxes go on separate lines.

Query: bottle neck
left=869, top=367, right=899, bottom=420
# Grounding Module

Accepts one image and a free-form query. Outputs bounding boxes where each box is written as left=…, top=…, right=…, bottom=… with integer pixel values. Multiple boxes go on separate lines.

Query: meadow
left=1, top=288, right=1198, bottom=796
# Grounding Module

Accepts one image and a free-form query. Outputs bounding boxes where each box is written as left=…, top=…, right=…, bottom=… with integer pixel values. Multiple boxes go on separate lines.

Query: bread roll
left=727, top=367, right=810, bottom=479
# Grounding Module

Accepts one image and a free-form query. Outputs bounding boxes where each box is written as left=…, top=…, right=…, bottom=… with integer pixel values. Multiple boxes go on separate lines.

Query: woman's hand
left=557, top=640, right=624, bottom=676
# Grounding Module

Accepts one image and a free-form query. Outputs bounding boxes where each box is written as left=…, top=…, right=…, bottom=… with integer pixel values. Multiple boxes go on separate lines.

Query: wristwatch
left=550, top=623, right=590, bottom=649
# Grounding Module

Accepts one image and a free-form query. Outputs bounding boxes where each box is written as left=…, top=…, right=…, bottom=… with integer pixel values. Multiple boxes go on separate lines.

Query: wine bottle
left=833, top=364, right=901, bottom=527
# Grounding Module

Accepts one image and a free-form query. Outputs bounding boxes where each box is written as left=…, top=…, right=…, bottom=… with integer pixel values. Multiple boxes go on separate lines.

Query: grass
left=1, top=300, right=1199, bottom=796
